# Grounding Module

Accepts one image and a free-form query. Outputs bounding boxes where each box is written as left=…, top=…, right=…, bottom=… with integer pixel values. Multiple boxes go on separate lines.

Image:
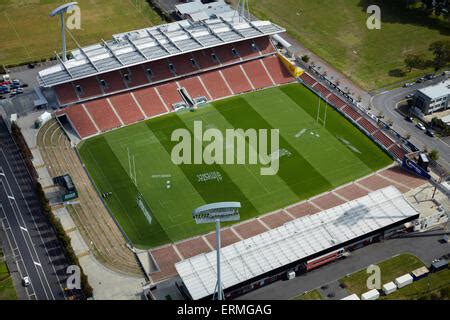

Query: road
left=0, top=118, right=68, bottom=300
left=238, top=227, right=450, bottom=300
left=371, top=76, right=450, bottom=171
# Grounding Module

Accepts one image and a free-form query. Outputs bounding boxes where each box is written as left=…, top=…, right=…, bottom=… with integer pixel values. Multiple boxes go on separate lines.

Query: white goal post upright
left=316, top=94, right=329, bottom=128
left=128, top=148, right=137, bottom=187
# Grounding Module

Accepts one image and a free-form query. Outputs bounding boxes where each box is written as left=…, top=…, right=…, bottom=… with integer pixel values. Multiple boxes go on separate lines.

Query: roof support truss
left=102, top=40, right=125, bottom=66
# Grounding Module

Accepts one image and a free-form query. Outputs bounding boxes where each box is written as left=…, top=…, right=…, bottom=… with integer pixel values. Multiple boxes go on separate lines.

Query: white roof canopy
left=175, top=186, right=419, bottom=300
left=38, top=15, right=284, bottom=88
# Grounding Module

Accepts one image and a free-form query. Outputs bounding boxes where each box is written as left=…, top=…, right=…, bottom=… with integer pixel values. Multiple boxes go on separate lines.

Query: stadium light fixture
left=50, top=2, right=79, bottom=61
left=192, top=202, right=241, bottom=300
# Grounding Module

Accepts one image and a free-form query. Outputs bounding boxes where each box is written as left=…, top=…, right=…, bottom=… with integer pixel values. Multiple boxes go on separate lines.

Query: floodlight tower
left=50, top=2, right=79, bottom=61
left=193, top=202, right=241, bottom=300
left=236, top=0, right=251, bottom=22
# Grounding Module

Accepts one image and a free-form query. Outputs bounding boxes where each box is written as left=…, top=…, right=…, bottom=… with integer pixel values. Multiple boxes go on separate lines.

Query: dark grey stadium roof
left=38, top=16, right=285, bottom=88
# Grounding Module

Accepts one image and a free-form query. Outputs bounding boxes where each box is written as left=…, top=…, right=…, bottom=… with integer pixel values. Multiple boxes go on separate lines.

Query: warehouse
left=175, top=186, right=420, bottom=300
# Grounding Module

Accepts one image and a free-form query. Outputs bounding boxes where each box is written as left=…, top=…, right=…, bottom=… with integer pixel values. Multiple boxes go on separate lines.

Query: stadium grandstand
left=38, top=10, right=295, bottom=139
left=175, top=186, right=420, bottom=300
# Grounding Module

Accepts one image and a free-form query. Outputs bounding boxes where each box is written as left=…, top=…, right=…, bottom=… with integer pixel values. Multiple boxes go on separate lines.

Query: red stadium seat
left=132, top=87, right=168, bottom=118
left=262, top=56, right=294, bottom=84
left=242, top=59, right=274, bottom=89
left=178, top=77, right=210, bottom=100
left=214, top=44, right=241, bottom=64
left=299, top=72, right=317, bottom=86
left=123, top=65, right=150, bottom=88
left=234, top=40, right=260, bottom=59
left=143, top=60, right=173, bottom=82
left=109, top=93, right=145, bottom=125
left=357, top=117, right=378, bottom=134
left=168, top=54, right=199, bottom=76
left=98, top=71, right=127, bottom=94
left=221, top=65, right=252, bottom=94
left=54, top=83, right=79, bottom=105
left=191, top=49, right=221, bottom=69
left=342, top=105, right=361, bottom=121
left=373, top=130, right=395, bottom=149
left=84, top=99, right=122, bottom=131
left=59, top=105, right=98, bottom=138
left=73, top=77, right=103, bottom=99
left=254, top=37, right=276, bottom=55
left=155, top=82, right=183, bottom=108
left=200, top=70, right=232, bottom=99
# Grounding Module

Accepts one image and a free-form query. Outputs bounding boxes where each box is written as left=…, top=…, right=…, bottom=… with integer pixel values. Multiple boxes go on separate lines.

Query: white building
left=415, top=80, right=450, bottom=114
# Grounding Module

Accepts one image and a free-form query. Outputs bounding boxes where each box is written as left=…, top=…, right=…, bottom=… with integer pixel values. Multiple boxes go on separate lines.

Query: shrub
left=301, top=55, right=310, bottom=63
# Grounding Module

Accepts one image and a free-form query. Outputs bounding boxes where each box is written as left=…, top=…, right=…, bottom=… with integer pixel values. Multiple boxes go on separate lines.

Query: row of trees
left=404, top=40, right=450, bottom=72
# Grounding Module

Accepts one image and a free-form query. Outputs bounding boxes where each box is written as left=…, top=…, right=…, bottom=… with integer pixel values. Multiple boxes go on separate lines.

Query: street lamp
left=50, top=2, right=79, bottom=61
left=192, top=202, right=241, bottom=300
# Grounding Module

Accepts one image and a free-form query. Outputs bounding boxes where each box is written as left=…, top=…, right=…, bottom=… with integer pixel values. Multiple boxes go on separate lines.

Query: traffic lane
left=0, top=208, right=36, bottom=300
left=3, top=152, right=69, bottom=295
left=0, top=177, right=51, bottom=300
left=0, top=150, right=67, bottom=299
left=372, top=89, right=450, bottom=169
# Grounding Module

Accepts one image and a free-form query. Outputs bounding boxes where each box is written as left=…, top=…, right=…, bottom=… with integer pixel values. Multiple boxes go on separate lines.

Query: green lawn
left=0, top=249, right=17, bottom=300
left=292, top=289, right=323, bottom=300
left=249, top=0, right=450, bottom=91
left=339, top=253, right=425, bottom=296
left=78, top=83, right=392, bottom=248
left=0, top=0, right=162, bottom=66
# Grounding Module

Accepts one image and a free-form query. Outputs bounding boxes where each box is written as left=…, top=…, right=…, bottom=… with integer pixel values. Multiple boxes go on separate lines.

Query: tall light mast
left=50, top=2, right=79, bottom=61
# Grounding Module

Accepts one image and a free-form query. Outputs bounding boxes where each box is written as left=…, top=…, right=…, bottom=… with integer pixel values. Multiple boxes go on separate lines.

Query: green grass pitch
left=78, top=83, right=392, bottom=249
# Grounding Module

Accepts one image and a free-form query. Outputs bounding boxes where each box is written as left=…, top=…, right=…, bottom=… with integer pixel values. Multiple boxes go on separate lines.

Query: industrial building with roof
left=175, top=186, right=420, bottom=300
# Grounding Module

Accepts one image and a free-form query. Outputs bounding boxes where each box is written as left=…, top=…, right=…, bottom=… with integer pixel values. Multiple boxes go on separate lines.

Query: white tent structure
left=176, top=186, right=419, bottom=300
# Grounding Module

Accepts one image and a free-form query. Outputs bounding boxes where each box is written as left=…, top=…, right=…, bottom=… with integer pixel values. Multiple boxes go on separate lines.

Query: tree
left=428, top=149, right=439, bottom=161
left=404, top=54, right=428, bottom=72
left=429, top=40, right=450, bottom=70
left=301, top=55, right=310, bottom=63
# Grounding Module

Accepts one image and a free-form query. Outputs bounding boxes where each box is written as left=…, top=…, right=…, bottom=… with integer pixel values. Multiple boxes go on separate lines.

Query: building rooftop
left=175, top=186, right=419, bottom=300
left=38, top=15, right=284, bottom=88
left=176, top=0, right=232, bottom=19
left=418, top=79, right=450, bottom=100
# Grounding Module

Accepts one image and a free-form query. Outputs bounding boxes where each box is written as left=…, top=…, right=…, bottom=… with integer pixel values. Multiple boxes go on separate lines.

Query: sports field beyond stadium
left=78, top=83, right=392, bottom=249
left=0, top=0, right=162, bottom=66
left=250, top=0, right=450, bottom=90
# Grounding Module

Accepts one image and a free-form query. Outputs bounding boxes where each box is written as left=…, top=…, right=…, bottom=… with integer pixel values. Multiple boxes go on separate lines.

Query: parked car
left=405, top=116, right=414, bottom=122
left=22, top=276, right=31, bottom=287
left=406, top=93, right=415, bottom=99
left=416, top=78, right=425, bottom=83
left=416, top=122, right=426, bottom=131
left=426, top=129, right=435, bottom=137
left=403, top=83, right=414, bottom=88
